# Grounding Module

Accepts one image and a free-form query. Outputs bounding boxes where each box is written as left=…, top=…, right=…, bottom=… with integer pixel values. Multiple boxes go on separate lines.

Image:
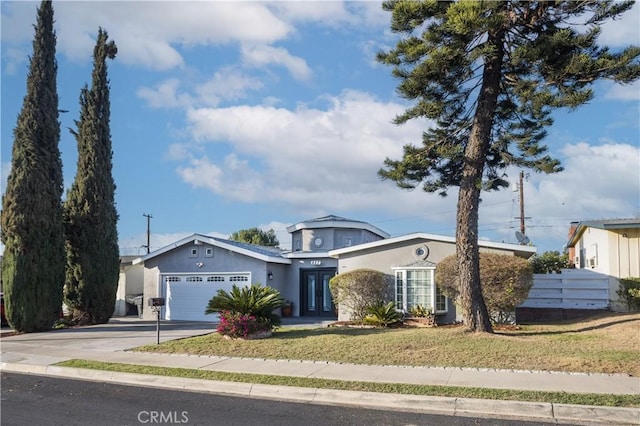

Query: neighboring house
left=563, top=218, right=640, bottom=312
left=133, top=215, right=535, bottom=323
left=566, top=218, right=640, bottom=278
left=113, top=256, right=144, bottom=317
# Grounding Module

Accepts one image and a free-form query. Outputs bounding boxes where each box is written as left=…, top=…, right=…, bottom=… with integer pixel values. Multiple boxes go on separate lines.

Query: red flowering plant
left=216, top=310, right=272, bottom=339
left=205, top=283, right=284, bottom=339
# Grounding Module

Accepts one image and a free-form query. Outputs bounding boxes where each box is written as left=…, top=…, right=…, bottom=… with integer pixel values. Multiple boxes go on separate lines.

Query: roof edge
left=132, top=233, right=290, bottom=265
left=286, top=216, right=390, bottom=238
left=329, top=232, right=536, bottom=258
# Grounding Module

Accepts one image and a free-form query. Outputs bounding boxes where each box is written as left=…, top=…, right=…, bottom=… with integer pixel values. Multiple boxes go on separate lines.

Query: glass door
left=301, top=269, right=336, bottom=317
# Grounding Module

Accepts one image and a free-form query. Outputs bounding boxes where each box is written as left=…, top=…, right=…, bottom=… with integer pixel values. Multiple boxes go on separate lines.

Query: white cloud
left=598, top=2, right=640, bottom=47
left=123, top=38, right=185, bottom=71
left=165, top=143, right=191, bottom=162
left=177, top=90, right=443, bottom=215
left=3, top=2, right=293, bottom=70
left=268, top=1, right=355, bottom=26
left=0, top=1, right=39, bottom=43
left=268, top=1, right=389, bottom=29
left=241, top=44, right=312, bottom=82
left=138, top=69, right=264, bottom=110
left=137, top=79, right=192, bottom=109
left=551, top=142, right=639, bottom=215
left=605, top=80, right=640, bottom=101
left=502, top=142, right=640, bottom=247
left=176, top=156, right=225, bottom=194
left=2, top=48, right=28, bottom=75
left=195, top=68, right=265, bottom=106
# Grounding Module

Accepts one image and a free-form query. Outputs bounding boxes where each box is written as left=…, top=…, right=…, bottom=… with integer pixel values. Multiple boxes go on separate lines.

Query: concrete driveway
left=0, top=318, right=216, bottom=365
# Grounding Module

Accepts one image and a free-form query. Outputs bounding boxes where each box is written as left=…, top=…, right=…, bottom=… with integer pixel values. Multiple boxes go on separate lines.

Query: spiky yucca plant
left=205, top=283, right=283, bottom=326
left=363, top=301, right=403, bottom=327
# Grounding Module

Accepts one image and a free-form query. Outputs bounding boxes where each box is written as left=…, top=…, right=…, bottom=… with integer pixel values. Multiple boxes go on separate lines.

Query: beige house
left=567, top=219, right=640, bottom=279
left=565, top=218, right=640, bottom=311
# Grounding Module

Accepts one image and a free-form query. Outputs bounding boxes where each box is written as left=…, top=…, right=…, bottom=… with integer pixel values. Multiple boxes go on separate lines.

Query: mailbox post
left=148, top=297, right=165, bottom=344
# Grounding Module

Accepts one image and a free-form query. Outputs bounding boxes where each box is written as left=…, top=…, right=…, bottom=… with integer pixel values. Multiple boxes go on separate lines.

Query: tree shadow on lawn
left=499, top=315, right=639, bottom=337
left=273, top=326, right=392, bottom=340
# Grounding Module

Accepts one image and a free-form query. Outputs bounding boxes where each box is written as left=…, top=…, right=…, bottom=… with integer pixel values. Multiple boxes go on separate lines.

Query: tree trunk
left=456, top=28, right=506, bottom=333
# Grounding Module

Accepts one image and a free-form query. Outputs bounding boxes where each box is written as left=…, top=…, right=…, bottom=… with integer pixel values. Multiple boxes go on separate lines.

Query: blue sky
left=2, top=1, right=639, bottom=255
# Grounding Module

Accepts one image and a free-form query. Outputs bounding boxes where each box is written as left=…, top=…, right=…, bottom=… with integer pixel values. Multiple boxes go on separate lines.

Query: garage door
left=163, top=274, right=250, bottom=322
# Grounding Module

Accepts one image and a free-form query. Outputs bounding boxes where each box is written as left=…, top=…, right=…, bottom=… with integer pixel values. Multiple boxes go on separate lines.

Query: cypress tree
left=0, top=0, right=65, bottom=332
left=64, top=29, right=119, bottom=325
left=377, top=1, right=640, bottom=332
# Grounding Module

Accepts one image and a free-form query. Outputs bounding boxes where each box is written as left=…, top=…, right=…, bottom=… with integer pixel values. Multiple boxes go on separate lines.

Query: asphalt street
left=1, top=372, right=563, bottom=426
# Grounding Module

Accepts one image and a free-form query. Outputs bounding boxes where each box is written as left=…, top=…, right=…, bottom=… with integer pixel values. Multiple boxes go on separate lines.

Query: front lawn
left=135, top=312, right=640, bottom=376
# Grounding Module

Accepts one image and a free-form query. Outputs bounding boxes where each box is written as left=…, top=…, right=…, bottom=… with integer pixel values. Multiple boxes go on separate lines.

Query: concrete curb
left=2, top=362, right=638, bottom=425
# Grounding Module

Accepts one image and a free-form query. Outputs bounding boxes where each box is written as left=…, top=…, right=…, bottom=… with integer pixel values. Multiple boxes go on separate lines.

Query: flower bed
left=216, top=310, right=273, bottom=339
left=223, top=330, right=272, bottom=340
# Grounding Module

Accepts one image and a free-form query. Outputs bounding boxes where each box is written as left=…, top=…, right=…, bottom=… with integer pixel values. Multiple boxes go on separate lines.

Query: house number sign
left=310, top=260, right=322, bottom=265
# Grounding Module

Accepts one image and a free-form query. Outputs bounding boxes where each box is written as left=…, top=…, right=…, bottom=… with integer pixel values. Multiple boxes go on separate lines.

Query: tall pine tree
left=64, top=29, right=119, bottom=325
left=377, top=0, right=640, bottom=332
left=0, top=1, right=65, bottom=332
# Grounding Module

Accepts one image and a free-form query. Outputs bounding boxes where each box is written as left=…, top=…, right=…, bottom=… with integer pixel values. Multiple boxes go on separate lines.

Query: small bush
left=617, top=278, right=640, bottom=311
left=329, top=269, right=390, bottom=321
left=530, top=251, right=570, bottom=273
left=408, top=305, right=432, bottom=318
left=436, top=253, right=533, bottom=324
left=216, top=311, right=272, bottom=339
left=363, top=301, right=403, bottom=327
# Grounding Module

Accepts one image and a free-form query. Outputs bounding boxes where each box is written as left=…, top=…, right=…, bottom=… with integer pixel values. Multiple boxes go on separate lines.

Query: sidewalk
left=1, top=318, right=639, bottom=425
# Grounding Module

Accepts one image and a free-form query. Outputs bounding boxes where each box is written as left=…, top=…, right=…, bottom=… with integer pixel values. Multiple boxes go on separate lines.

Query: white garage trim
left=159, top=272, right=251, bottom=322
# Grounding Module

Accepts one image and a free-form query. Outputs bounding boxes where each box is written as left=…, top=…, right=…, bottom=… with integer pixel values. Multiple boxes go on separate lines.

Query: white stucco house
left=563, top=218, right=640, bottom=312
left=566, top=218, right=640, bottom=278
left=132, top=215, right=536, bottom=322
left=113, top=255, right=145, bottom=316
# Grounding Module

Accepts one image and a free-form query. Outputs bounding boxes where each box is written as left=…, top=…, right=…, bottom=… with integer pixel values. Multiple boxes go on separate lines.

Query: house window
left=435, top=291, right=447, bottom=312
left=189, top=248, right=198, bottom=257
left=344, top=237, right=352, bottom=247
left=395, top=271, right=404, bottom=310
left=204, top=247, right=213, bottom=257
left=393, top=268, right=447, bottom=314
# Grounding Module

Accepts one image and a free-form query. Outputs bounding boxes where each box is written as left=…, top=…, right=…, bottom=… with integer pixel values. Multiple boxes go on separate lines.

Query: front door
left=301, top=269, right=336, bottom=317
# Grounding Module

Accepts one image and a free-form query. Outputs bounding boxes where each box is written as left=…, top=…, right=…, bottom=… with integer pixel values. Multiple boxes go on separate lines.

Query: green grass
left=56, top=359, right=640, bottom=408
left=134, top=313, right=640, bottom=376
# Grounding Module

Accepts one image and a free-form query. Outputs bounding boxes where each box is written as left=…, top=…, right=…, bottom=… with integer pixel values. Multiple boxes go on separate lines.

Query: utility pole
left=143, top=213, right=152, bottom=254
left=515, top=171, right=531, bottom=235
left=519, top=171, right=525, bottom=234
